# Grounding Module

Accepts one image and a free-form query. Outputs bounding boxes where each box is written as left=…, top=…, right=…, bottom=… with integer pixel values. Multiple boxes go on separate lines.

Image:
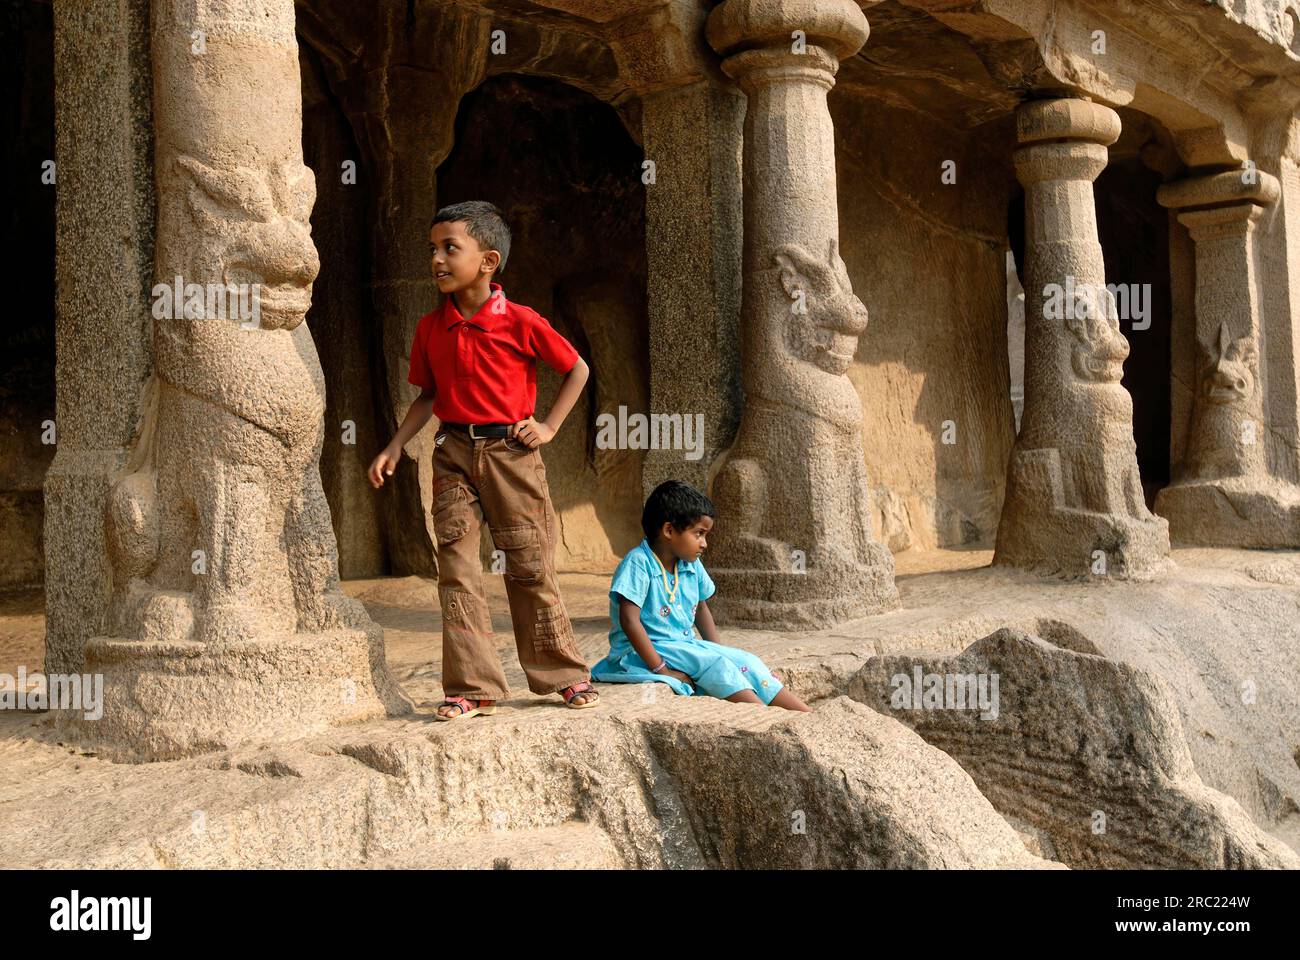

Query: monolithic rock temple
left=3, top=0, right=1300, bottom=870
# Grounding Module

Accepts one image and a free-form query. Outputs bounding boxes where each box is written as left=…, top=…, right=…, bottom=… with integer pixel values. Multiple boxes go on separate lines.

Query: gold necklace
left=649, top=548, right=680, bottom=605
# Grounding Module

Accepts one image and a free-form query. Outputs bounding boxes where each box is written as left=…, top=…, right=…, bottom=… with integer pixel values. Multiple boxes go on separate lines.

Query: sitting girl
left=590, top=480, right=811, bottom=711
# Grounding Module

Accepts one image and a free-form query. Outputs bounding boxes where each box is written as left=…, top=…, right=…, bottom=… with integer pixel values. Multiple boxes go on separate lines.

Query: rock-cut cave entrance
left=437, top=74, right=651, bottom=572
left=301, top=56, right=650, bottom=578
left=1093, top=109, right=1179, bottom=508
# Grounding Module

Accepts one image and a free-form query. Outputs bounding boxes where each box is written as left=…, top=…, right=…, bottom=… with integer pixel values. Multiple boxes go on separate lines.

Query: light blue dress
left=589, top=539, right=784, bottom=704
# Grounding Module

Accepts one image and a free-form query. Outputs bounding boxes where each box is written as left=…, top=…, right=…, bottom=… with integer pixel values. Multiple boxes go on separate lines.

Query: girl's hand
left=663, top=668, right=694, bottom=687
left=511, top=417, right=555, bottom=448
left=368, top=443, right=401, bottom=489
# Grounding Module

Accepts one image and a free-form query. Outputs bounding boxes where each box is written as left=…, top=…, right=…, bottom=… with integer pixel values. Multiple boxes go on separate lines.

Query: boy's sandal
left=433, top=695, right=497, bottom=721
left=560, top=681, right=600, bottom=709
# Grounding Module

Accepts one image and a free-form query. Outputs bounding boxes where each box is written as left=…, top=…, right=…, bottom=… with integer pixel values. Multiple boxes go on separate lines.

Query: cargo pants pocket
left=490, top=522, right=543, bottom=584
left=534, top=603, right=576, bottom=653
left=440, top=586, right=470, bottom=623
left=432, top=477, right=472, bottom=546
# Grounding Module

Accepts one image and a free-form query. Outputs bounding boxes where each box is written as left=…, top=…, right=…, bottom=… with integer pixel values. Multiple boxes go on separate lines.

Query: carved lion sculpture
left=1185, top=322, right=1264, bottom=480
left=107, top=155, right=365, bottom=644
left=1066, top=285, right=1129, bottom=384
left=773, top=238, right=868, bottom=376
left=1062, top=285, right=1148, bottom=517
left=710, top=237, right=880, bottom=574
left=1013, top=283, right=1149, bottom=521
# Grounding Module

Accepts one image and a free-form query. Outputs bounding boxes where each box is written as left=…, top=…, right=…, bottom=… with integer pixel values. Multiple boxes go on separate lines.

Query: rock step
left=361, top=820, right=620, bottom=870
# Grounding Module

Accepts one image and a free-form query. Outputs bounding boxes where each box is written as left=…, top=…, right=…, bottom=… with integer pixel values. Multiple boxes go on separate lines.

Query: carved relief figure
left=773, top=238, right=869, bottom=376
left=1185, top=322, right=1265, bottom=480
left=107, top=155, right=365, bottom=645
left=1061, top=287, right=1149, bottom=517
left=1066, top=286, right=1129, bottom=384
left=710, top=239, right=891, bottom=591
left=1013, top=277, right=1152, bottom=522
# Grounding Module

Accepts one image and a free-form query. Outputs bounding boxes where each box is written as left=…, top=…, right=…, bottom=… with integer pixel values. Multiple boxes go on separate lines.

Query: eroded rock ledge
left=1, top=694, right=1052, bottom=869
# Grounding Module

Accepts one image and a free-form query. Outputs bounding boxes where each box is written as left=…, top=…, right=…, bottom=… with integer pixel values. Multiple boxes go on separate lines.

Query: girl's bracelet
left=651, top=659, right=671, bottom=674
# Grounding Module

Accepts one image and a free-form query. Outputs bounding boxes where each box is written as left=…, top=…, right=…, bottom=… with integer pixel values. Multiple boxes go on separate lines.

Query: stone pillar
left=993, top=98, right=1170, bottom=579
left=703, top=0, right=897, bottom=629
left=641, top=80, right=744, bottom=496
left=1249, top=99, right=1300, bottom=486
left=1154, top=169, right=1300, bottom=545
left=60, top=0, right=409, bottom=761
left=45, top=0, right=154, bottom=677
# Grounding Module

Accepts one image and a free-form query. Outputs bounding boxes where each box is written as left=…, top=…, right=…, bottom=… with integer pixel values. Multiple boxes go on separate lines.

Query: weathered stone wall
left=295, top=0, right=492, bottom=580
left=1221, top=0, right=1300, bottom=50
left=832, top=92, right=1017, bottom=552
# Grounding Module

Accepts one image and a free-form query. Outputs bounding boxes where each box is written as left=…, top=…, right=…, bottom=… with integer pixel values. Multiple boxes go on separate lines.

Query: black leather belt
left=440, top=421, right=514, bottom=439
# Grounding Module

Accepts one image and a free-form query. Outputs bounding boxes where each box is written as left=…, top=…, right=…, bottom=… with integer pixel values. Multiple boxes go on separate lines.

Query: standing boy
left=368, top=201, right=599, bottom=718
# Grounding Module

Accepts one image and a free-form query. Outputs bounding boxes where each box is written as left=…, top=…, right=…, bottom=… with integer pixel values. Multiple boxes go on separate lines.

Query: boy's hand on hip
left=511, top=417, right=554, bottom=448
left=368, top=444, right=401, bottom=489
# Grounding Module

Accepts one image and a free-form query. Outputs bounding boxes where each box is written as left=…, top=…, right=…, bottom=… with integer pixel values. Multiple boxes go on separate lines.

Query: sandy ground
left=0, top=587, right=42, bottom=688
left=343, top=570, right=616, bottom=708
left=0, top=549, right=992, bottom=684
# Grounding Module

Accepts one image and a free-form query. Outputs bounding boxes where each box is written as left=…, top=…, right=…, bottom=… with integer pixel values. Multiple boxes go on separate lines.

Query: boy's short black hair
left=431, top=200, right=511, bottom=276
left=641, top=480, right=716, bottom=543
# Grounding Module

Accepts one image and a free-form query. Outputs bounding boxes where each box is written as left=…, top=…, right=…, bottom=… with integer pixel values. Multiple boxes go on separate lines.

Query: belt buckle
left=468, top=423, right=482, bottom=440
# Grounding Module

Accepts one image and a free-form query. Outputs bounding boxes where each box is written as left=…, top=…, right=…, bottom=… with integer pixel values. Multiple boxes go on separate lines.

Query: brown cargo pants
left=430, top=425, right=589, bottom=699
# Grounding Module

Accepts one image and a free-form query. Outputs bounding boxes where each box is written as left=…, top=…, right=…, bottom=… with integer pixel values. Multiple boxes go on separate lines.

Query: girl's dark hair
left=641, top=480, right=715, bottom=543
left=431, top=200, right=511, bottom=276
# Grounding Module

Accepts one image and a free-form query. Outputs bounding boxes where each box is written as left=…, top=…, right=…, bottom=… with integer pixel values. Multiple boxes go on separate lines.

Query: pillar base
left=56, top=625, right=412, bottom=762
left=995, top=507, right=1171, bottom=580
left=995, top=447, right=1170, bottom=579
left=1156, top=477, right=1300, bottom=548
left=708, top=550, right=899, bottom=630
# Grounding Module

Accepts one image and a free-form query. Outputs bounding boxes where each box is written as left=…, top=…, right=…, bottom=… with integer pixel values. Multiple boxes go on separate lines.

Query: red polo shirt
left=407, top=281, right=580, bottom=424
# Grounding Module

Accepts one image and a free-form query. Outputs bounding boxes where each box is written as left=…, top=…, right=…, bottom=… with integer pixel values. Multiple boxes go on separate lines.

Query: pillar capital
left=1175, top=202, right=1265, bottom=242
left=1014, top=140, right=1111, bottom=185
left=1013, top=99, right=1121, bottom=186
left=1016, top=98, right=1121, bottom=149
left=706, top=0, right=870, bottom=62
left=1157, top=168, right=1281, bottom=214
left=720, top=44, right=839, bottom=92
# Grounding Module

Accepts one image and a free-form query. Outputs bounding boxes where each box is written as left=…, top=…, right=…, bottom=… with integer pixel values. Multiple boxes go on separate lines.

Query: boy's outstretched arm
left=514, top=357, right=590, bottom=448
left=619, top=596, right=693, bottom=687
left=368, top=385, right=436, bottom=489
left=694, top=600, right=722, bottom=644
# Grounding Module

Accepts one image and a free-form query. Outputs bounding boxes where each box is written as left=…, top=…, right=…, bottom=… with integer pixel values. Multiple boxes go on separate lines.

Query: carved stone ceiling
left=483, top=0, right=671, bottom=25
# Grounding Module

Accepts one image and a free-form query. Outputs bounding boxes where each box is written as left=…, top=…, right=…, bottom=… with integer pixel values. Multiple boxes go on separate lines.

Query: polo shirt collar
left=444, top=281, right=505, bottom=330
left=639, top=538, right=697, bottom=576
